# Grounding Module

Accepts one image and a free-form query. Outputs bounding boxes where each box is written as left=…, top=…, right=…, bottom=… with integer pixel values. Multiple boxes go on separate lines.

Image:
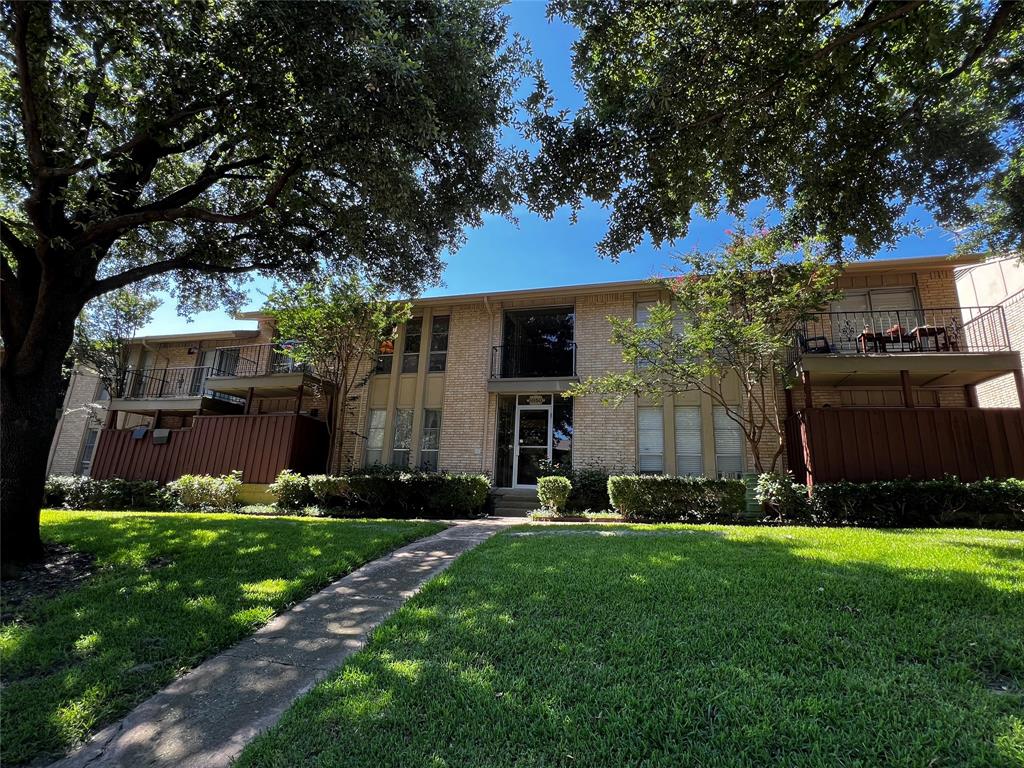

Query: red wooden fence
left=91, top=413, right=329, bottom=484
left=790, top=407, right=1024, bottom=486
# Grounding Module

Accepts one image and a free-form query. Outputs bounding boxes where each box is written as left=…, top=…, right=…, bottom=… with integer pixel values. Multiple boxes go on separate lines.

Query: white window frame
left=637, top=406, right=664, bottom=474
left=365, top=409, right=386, bottom=467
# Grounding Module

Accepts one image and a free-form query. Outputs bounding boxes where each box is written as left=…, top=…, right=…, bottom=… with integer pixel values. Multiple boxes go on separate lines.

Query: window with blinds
left=365, top=410, right=386, bottom=467
left=713, top=406, right=743, bottom=478
left=674, top=406, right=703, bottom=476
left=637, top=406, right=664, bottom=473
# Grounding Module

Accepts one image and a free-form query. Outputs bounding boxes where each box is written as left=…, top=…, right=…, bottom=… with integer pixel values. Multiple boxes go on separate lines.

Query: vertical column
left=900, top=370, right=914, bottom=409
left=1014, top=368, right=1024, bottom=408
left=381, top=322, right=406, bottom=462
left=662, top=394, right=675, bottom=475
left=410, top=310, right=432, bottom=469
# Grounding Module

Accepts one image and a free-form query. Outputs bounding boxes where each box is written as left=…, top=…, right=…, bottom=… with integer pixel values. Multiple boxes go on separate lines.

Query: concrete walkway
left=52, top=518, right=514, bottom=768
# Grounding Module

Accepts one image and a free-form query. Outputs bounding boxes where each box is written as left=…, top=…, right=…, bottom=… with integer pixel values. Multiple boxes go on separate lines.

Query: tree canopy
left=527, top=0, right=1023, bottom=257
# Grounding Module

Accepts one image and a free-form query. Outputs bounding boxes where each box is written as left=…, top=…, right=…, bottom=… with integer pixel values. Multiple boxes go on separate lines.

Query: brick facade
left=47, top=368, right=107, bottom=475
left=438, top=303, right=492, bottom=475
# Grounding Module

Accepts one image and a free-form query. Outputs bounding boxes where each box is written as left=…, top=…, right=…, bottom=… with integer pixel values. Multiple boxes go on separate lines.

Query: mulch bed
left=1, top=542, right=96, bottom=623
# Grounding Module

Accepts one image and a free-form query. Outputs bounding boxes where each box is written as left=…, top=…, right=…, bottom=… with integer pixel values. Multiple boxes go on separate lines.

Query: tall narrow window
left=428, top=316, right=450, bottom=372
left=402, top=319, right=422, bottom=373
left=375, top=339, right=394, bottom=374
left=77, top=428, right=100, bottom=476
left=392, top=409, right=413, bottom=467
left=674, top=406, right=703, bottom=476
left=420, top=410, right=441, bottom=471
left=637, top=406, right=664, bottom=474
left=713, top=406, right=744, bottom=478
left=365, top=409, right=386, bottom=466
left=635, top=301, right=660, bottom=368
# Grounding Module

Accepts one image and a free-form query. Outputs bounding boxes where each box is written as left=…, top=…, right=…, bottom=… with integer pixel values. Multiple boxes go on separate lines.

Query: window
left=637, top=406, right=664, bottom=474
left=375, top=339, right=394, bottom=374
left=365, top=410, right=386, bottom=466
left=77, top=428, right=100, bottom=476
left=713, top=406, right=743, bottom=478
left=392, top=409, right=413, bottom=467
left=674, top=406, right=703, bottom=476
left=420, top=409, right=441, bottom=470
left=428, top=316, right=449, bottom=372
left=402, top=319, right=422, bottom=373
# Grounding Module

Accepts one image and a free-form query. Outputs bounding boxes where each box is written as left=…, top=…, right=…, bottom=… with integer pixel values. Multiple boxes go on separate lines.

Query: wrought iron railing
left=490, top=341, right=577, bottom=378
left=122, top=366, right=242, bottom=403
left=795, top=305, right=1009, bottom=356
left=210, top=343, right=310, bottom=377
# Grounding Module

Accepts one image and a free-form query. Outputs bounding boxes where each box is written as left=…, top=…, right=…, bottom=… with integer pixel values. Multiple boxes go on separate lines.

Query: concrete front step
left=490, top=488, right=540, bottom=518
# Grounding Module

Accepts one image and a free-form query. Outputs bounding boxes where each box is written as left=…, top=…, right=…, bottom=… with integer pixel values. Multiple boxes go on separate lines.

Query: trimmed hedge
left=43, top=476, right=165, bottom=511
left=807, top=477, right=1024, bottom=529
left=270, top=469, right=490, bottom=518
left=164, top=472, right=241, bottom=512
left=537, top=476, right=572, bottom=515
left=608, top=475, right=746, bottom=523
left=537, top=462, right=613, bottom=512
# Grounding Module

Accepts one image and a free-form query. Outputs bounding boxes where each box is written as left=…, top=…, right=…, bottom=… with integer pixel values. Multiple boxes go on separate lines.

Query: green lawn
left=0, top=511, right=445, bottom=766
left=238, top=525, right=1024, bottom=768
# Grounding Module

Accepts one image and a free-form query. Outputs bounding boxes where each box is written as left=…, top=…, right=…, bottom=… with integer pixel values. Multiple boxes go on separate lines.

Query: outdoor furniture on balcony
left=796, top=305, right=1007, bottom=358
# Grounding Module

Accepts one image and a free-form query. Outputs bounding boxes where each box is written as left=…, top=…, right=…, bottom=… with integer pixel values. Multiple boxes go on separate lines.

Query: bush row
left=44, top=473, right=241, bottom=512
left=757, top=474, right=1024, bottom=529
left=270, top=469, right=490, bottom=518
left=536, top=461, right=612, bottom=512
left=607, top=475, right=747, bottom=523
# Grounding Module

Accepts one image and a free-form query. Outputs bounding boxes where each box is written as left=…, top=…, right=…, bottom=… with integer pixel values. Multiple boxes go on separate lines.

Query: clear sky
left=139, top=0, right=959, bottom=337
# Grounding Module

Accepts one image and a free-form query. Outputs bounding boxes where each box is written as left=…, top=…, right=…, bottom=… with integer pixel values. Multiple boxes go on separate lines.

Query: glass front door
left=514, top=405, right=551, bottom=487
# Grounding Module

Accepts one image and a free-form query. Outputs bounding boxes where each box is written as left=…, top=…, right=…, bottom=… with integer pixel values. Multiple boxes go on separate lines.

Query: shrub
left=165, top=472, right=241, bottom=512
left=44, top=476, right=164, bottom=511
left=269, top=470, right=313, bottom=510
left=537, top=476, right=572, bottom=515
left=536, top=460, right=613, bottom=512
left=308, top=475, right=350, bottom=506
left=807, top=477, right=1024, bottom=529
left=237, top=504, right=278, bottom=516
left=607, top=475, right=746, bottom=523
left=755, top=473, right=811, bottom=522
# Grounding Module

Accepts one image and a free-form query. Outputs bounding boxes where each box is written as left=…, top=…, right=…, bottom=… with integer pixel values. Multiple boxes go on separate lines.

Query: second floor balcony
left=490, top=341, right=577, bottom=379
left=795, top=305, right=1010, bottom=357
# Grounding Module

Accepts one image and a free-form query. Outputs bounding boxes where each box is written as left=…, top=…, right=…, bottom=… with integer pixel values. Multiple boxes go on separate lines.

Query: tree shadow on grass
left=0, top=513, right=439, bottom=767
left=238, top=528, right=1024, bottom=768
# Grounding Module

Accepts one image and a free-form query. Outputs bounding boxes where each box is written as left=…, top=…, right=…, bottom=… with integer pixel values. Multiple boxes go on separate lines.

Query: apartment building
left=54, top=254, right=1024, bottom=491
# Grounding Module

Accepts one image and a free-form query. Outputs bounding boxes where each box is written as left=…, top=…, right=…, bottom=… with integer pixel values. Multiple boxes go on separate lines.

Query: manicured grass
left=0, top=511, right=445, bottom=766
left=239, top=525, right=1024, bottom=768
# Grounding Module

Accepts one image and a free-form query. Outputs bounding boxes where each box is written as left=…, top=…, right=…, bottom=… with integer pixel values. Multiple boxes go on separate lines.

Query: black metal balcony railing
left=795, top=305, right=1009, bottom=357
left=211, top=343, right=310, bottom=377
left=490, top=342, right=577, bottom=379
left=122, top=366, right=243, bottom=404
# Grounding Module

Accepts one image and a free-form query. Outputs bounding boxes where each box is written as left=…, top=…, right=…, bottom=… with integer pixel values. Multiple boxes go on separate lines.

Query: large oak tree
left=1, top=0, right=528, bottom=564
left=528, top=0, right=1023, bottom=257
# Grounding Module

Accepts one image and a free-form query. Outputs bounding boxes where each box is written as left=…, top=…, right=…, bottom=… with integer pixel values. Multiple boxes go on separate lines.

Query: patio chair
left=798, top=333, right=832, bottom=354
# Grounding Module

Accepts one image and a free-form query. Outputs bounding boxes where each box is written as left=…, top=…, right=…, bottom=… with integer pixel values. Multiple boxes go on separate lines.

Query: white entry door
left=513, top=404, right=552, bottom=488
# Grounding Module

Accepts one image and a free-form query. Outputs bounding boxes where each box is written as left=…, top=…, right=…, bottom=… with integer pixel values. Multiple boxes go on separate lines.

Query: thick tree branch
left=12, top=2, right=48, bottom=172
left=80, top=158, right=301, bottom=243
left=131, top=154, right=273, bottom=214
left=940, top=0, right=1016, bottom=83
left=89, top=256, right=278, bottom=299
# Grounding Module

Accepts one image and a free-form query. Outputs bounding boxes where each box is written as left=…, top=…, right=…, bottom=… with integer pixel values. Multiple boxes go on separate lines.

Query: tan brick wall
left=47, top=367, right=107, bottom=476
left=574, top=292, right=636, bottom=473
left=974, top=290, right=1024, bottom=407
left=438, top=303, right=493, bottom=475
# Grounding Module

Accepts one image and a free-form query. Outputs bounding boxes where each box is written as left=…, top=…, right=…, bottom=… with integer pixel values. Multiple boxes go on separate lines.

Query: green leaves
left=528, top=0, right=1023, bottom=256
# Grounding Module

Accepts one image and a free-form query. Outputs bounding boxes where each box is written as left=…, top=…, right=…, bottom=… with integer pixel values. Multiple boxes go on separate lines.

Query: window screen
left=77, top=428, right=100, bottom=476
left=402, top=320, right=422, bottom=373
left=391, top=409, right=413, bottom=467
left=420, top=409, right=441, bottom=470
left=365, top=410, right=386, bottom=466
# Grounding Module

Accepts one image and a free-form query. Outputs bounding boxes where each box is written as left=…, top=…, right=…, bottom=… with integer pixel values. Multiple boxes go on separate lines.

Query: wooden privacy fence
left=91, top=413, right=329, bottom=484
left=789, top=407, right=1024, bottom=486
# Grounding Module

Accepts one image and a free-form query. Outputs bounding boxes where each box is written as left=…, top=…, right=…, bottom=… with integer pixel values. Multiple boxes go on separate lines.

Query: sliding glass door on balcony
left=496, top=307, right=575, bottom=378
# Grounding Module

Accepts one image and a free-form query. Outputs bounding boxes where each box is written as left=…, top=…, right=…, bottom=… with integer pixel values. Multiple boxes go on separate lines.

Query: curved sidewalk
left=51, top=518, right=515, bottom=768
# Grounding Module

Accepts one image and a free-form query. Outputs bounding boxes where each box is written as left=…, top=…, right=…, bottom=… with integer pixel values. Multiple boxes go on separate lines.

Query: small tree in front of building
left=568, top=224, right=841, bottom=474
left=264, top=275, right=412, bottom=472
left=70, top=286, right=161, bottom=403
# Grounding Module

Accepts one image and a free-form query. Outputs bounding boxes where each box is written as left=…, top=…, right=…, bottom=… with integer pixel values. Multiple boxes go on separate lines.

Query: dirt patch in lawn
left=1, top=542, right=96, bottom=623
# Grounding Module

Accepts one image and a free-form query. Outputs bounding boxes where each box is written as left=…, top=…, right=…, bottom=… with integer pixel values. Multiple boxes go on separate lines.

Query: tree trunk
left=1, top=296, right=80, bottom=573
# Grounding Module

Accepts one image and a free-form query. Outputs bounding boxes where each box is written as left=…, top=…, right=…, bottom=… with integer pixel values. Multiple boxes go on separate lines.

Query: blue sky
left=139, top=0, right=958, bottom=336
